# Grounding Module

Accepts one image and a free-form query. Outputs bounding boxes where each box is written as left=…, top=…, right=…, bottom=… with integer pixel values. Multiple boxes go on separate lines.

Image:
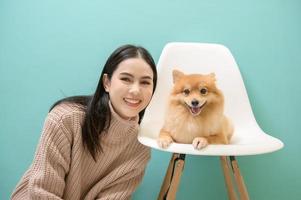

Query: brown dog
left=157, top=69, right=233, bottom=149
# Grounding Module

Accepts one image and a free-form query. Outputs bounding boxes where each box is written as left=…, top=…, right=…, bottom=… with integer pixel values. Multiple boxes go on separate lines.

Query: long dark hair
left=50, top=44, right=157, bottom=160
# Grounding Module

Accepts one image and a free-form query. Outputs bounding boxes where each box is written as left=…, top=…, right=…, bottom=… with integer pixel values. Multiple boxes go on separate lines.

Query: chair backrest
left=141, top=42, right=261, bottom=139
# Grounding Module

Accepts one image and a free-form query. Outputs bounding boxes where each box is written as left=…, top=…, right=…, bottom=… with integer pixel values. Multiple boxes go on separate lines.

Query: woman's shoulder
left=48, top=102, right=86, bottom=123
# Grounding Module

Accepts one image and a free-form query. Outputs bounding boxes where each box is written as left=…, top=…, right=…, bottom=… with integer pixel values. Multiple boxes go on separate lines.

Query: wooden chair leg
left=158, top=153, right=186, bottom=200
left=166, top=157, right=185, bottom=200
left=158, top=154, right=178, bottom=200
left=220, top=156, right=237, bottom=200
left=230, top=156, right=250, bottom=200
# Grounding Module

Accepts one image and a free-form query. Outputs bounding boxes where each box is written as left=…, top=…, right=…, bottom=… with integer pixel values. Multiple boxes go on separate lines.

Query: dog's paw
left=157, top=136, right=173, bottom=149
left=192, top=137, right=208, bottom=150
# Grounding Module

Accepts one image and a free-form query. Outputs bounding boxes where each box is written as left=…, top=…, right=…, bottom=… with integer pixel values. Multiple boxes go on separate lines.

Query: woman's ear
left=102, top=74, right=110, bottom=92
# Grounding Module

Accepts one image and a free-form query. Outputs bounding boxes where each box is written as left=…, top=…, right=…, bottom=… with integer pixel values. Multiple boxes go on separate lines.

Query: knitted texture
left=11, top=103, right=150, bottom=200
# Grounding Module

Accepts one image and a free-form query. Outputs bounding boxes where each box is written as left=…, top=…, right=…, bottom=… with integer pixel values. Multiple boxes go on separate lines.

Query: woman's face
left=103, top=57, right=154, bottom=120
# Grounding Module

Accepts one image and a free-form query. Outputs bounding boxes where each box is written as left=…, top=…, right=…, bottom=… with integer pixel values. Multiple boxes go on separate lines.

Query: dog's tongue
left=191, top=107, right=201, bottom=114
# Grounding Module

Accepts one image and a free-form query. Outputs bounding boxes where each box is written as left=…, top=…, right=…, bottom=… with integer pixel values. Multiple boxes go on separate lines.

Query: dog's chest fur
left=164, top=106, right=223, bottom=143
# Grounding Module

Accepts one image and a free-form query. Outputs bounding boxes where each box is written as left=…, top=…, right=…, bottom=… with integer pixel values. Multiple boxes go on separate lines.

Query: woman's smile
left=123, top=97, right=142, bottom=107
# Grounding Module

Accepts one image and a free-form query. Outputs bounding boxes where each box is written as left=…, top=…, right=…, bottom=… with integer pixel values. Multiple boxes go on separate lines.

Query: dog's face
left=171, top=69, right=223, bottom=116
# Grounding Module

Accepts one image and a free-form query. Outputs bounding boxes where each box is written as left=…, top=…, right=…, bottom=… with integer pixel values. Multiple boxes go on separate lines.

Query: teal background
left=1, top=0, right=300, bottom=199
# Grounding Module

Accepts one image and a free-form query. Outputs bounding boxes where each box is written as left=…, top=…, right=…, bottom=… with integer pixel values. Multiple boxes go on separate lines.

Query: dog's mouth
left=185, top=101, right=207, bottom=116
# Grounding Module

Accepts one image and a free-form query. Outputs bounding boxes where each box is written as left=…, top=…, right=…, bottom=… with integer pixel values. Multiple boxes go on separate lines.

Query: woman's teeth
left=124, top=98, right=141, bottom=105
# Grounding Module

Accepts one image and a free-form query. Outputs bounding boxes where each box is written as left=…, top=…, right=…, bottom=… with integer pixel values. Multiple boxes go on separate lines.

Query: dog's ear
left=209, top=73, right=216, bottom=82
left=172, top=69, right=184, bottom=83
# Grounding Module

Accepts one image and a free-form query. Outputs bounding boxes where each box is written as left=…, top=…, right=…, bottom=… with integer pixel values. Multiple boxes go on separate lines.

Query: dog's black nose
left=191, top=100, right=199, bottom=106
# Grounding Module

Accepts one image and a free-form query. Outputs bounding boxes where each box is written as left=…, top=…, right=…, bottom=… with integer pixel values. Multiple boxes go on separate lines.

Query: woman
left=11, top=44, right=157, bottom=200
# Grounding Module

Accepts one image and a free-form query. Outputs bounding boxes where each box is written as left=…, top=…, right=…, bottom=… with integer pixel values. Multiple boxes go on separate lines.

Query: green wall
left=1, top=0, right=300, bottom=199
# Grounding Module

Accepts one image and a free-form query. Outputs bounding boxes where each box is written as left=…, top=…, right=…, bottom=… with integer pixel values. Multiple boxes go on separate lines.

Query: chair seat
left=138, top=132, right=283, bottom=156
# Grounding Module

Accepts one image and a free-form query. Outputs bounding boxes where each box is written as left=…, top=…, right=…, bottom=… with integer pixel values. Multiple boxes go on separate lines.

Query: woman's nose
left=129, top=82, right=140, bottom=95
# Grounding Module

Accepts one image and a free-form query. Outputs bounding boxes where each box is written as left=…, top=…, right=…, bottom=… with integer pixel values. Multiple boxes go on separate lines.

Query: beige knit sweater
left=11, top=102, right=150, bottom=200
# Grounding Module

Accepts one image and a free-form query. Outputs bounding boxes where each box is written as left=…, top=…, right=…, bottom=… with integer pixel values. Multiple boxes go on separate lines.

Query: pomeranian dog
left=157, top=69, right=233, bottom=150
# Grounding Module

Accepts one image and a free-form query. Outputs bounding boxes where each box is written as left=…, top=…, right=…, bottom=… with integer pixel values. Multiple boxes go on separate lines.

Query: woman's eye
left=200, top=88, right=208, bottom=95
left=120, top=77, right=131, bottom=82
left=141, top=81, right=151, bottom=85
left=183, top=89, right=190, bottom=96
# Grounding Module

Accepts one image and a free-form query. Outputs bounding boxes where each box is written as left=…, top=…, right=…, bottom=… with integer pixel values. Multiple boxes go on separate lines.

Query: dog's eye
left=183, top=89, right=190, bottom=96
left=200, top=88, right=208, bottom=95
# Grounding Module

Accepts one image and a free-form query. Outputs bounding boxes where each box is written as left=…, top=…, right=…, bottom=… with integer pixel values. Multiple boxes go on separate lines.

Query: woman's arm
left=95, top=168, right=146, bottom=200
left=27, top=114, right=71, bottom=199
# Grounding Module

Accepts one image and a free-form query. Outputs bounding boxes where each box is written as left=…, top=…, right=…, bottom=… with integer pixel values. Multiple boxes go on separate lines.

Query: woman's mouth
left=124, top=98, right=142, bottom=107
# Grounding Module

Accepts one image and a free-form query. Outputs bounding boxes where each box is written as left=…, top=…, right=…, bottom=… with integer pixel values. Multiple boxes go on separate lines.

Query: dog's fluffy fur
left=157, top=69, right=233, bottom=149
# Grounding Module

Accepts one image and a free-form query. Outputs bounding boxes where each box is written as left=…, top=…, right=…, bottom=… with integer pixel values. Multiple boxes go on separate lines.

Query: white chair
left=138, top=42, right=284, bottom=200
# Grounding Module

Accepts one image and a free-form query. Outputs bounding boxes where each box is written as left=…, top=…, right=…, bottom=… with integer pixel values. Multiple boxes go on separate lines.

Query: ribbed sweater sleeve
left=11, top=111, right=70, bottom=200
left=17, top=113, right=71, bottom=199
left=95, top=168, right=145, bottom=200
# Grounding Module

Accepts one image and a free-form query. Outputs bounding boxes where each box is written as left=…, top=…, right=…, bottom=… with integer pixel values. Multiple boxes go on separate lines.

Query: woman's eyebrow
left=119, top=72, right=152, bottom=80
left=119, top=72, right=133, bottom=77
left=141, top=76, right=153, bottom=80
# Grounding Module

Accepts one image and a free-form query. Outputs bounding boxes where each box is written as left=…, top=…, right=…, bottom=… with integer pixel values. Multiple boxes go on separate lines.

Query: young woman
left=11, top=44, right=157, bottom=200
